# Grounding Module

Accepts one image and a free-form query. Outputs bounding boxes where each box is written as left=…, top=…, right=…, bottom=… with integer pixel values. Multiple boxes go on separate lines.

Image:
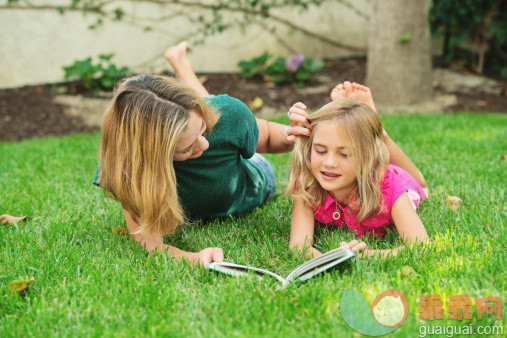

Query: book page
left=285, top=247, right=355, bottom=283
left=206, top=262, right=286, bottom=284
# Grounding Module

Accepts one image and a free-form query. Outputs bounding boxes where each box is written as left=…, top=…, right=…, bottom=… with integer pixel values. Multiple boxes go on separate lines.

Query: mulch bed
left=0, top=86, right=96, bottom=142
left=1, top=58, right=506, bottom=142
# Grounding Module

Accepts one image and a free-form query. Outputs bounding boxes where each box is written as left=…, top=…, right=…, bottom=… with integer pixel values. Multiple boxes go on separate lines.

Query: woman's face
left=173, top=110, right=209, bottom=161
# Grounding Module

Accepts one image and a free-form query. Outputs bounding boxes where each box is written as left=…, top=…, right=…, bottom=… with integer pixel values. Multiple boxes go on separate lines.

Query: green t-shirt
left=93, top=94, right=269, bottom=219
left=174, top=94, right=268, bottom=219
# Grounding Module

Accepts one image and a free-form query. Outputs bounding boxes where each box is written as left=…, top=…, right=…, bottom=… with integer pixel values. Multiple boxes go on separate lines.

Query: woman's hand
left=196, top=247, right=224, bottom=266
left=287, top=102, right=311, bottom=143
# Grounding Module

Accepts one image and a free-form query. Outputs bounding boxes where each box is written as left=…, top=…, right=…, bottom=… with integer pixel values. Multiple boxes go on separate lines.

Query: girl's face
left=174, top=110, right=209, bottom=161
left=310, top=121, right=357, bottom=201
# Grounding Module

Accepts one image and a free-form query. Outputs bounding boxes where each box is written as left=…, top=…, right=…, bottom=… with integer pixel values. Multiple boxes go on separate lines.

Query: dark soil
left=1, top=58, right=506, bottom=143
left=0, top=86, right=96, bottom=142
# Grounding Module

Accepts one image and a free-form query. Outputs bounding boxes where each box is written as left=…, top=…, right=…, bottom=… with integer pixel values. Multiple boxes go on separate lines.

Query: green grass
left=0, top=113, right=505, bottom=337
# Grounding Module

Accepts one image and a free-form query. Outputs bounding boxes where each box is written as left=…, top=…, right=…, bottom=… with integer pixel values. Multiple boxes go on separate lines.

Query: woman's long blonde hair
left=287, top=98, right=389, bottom=223
left=99, top=74, right=218, bottom=236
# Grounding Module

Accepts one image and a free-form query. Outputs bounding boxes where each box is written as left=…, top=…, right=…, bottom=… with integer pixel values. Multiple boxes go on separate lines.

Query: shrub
left=430, top=0, right=507, bottom=77
left=62, top=53, right=129, bottom=92
left=238, top=53, right=325, bottom=87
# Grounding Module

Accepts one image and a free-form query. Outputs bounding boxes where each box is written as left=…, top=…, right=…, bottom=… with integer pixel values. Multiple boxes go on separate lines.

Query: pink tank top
left=313, top=165, right=425, bottom=238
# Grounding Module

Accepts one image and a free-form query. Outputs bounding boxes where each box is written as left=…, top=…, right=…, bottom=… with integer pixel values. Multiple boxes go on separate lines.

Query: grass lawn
left=0, top=113, right=505, bottom=337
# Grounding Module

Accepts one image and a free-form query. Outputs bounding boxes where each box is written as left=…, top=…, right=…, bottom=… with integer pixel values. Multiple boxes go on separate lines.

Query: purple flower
left=285, top=54, right=305, bottom=72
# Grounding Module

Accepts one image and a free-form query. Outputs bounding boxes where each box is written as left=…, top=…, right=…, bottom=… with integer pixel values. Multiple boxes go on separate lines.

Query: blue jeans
left=247, top=153, right=276, bottom=203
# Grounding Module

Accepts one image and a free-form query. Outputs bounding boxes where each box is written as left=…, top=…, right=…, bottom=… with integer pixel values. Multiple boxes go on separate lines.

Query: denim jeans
left=247, top=153, right=276, bottom=203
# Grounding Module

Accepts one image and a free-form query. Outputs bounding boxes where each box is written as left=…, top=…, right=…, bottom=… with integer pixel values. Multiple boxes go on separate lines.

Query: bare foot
left=348, top=81, right=376, bottom=111
left=164, top=41, right=191, bottom=69
left=163, top=41, right=210, bottom=97
left=330, top=83, right=347, bottom=101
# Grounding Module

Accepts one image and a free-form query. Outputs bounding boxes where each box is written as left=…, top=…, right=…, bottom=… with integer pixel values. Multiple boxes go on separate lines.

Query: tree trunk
left=366, top=0, right=433, bottom=108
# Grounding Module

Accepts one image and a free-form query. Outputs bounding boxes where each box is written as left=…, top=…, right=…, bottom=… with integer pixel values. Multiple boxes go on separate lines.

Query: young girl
left=287, top=96, right=429, bottom=258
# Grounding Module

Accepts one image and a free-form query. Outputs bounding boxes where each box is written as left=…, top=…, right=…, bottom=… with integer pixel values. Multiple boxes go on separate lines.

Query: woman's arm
left=256, top=118, right=292, bottom=153
left=255, top=103, right=311, bottom=154
left=290, top=196, right=322, bottom=259
left=123, top=209, right=223, bottom=266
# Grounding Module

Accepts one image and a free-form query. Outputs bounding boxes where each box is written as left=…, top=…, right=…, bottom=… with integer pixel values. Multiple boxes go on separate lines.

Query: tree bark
left=366, top=0, right=433, bottom=108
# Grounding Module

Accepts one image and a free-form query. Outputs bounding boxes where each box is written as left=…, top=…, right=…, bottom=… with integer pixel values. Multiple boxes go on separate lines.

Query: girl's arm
left=390, top=192, right=429, bottom=245
left=290, top=196, right=322, bottom=259
left=341, top=193, right=429, bottom=258
left=123, top=209, right=223, bottom=266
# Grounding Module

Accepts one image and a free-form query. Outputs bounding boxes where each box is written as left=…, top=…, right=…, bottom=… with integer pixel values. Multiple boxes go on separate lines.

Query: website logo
left=340, top=289, right=408, bottom=336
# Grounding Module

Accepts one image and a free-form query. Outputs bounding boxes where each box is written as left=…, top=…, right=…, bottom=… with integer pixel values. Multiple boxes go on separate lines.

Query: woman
left=94, top=42, right=308, bottom=266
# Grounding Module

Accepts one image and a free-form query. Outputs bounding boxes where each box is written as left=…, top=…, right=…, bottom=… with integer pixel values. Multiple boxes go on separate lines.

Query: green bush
left=238, top=53, right=325, bottom=87
left=237, top=53, right=270, bottom=78
left=62, top=53, right=129, bottom=92
left=430, top=0, right=507, bottom=77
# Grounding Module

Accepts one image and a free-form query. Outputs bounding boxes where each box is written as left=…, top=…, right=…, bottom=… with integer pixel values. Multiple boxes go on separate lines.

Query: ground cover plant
left=0, top=113, right=505, bottom=336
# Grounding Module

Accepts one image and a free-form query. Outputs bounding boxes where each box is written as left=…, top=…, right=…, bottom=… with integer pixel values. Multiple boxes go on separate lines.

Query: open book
left=206, top=247, right=355, bottom=289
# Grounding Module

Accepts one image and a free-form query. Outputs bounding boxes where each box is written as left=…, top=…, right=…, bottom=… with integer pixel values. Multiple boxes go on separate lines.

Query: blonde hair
left=99, top=74, right=218, bottom=236
left=287, top=98, right=389, bottom=223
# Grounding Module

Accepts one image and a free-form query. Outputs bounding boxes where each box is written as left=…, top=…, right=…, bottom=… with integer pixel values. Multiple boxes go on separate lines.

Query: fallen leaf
left=265, top=82, right=276, bottom=88
left=252, top=97, right=263, bottom=109
left=401, top=265, right=416, bottom=277
left=446, top=195, right=462, bottom=211
left=503, top=155, right=507, bottom=164
left=246, top=97, right=263, bottom=111
left=8, top=277, right=34, bottom=298
left=0, top=214, right=28, bottom=225
left=112, top=226, right=129, bottom=239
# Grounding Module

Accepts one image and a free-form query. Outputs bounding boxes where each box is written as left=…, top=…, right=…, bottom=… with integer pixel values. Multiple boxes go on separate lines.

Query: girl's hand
left=197, top=247, right=224, bottom=266
left=287, top=102, right=311, bottom=143
left=340, top=240, right=367, bottom=253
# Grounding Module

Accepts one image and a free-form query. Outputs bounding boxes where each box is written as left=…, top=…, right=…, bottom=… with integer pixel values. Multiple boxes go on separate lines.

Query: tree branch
left=2, top=0, right=366, bottom=52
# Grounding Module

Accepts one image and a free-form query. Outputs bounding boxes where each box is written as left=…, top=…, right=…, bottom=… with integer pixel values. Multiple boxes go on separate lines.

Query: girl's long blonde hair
left=99, top=74, right=218, bottom=236
left=287, top=98, right=389, bottom=223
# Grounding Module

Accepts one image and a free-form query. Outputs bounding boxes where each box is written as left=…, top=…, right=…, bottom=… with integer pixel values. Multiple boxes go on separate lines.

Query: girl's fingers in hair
left=288, top=107, right=308, bottom=120
left=212, top=247, right=224, bottom=263
left=287, top=126, right=311, bottom=139
left=287, top=135, right=297, bottom=143
left=288, top=114, right=309, bottom=129
left=292, top=102, right=307, bottom=110
left=289, top=106, right=309, bottom=124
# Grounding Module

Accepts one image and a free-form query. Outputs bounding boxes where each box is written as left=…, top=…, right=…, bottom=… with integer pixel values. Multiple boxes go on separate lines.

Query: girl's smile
left=320, top=171, right=341, bottom=180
